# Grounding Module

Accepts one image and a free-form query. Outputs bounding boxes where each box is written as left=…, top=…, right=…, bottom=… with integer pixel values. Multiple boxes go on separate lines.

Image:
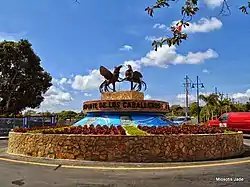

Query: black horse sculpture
left=99, top=65, right=123, bottom=93
left=122, top=65, right=147, bottom=91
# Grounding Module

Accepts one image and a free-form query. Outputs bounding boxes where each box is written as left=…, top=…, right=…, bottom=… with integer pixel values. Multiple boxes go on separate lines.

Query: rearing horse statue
left=99, top=65, right=123, bottom=93
left=122, top=65, right=147, bottom=91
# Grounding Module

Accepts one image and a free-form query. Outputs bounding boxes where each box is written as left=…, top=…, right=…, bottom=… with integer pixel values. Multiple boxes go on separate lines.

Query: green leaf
left=191, top=0, right=198, bottom=5
left=193, top=7, right=199, bottom=12
left=167, top=38, right=172, bottom=47
left=240, top=6, right=248, bottom=14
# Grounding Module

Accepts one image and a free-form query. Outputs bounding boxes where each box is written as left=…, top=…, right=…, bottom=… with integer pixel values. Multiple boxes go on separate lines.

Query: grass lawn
left=123, top=125, right=148, bottom=135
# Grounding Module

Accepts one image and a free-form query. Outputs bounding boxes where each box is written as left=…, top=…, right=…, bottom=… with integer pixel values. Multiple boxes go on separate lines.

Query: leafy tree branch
left=145, top=0, right=249, bottom=51
left=240, top=2, right=250, bottom=14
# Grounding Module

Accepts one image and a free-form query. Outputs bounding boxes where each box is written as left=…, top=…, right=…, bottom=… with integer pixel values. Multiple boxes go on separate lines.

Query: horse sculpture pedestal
left=74, top=90, right=170, bottom=126
left=101, top=91, right=144, bottom=101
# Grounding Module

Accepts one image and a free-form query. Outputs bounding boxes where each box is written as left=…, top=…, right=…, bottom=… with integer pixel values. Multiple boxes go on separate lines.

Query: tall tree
left=189, top=102, right=198, bottom=117
left=199, top=94, right=219, bottom=119
left=245, top=101, right=250, bottom=111
left=24, top=110, right=37, bottom=117
left=170, top=105, right=185, bottom=116
left=58, top=110, right=78, bottom=120
left=0, top=40, right=52, bottom=116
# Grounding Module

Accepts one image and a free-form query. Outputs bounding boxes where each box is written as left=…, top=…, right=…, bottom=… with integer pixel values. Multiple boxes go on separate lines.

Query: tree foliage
left=0, top=40, right=52, bottom=116
left=58, top=110, right=78, bottom=120
left=24, top=110, right=37, bottom=117
left=189, top=102, right=198, bottom=116
left=169, top=104, right=185, bottom=116
left=198, top=93, right=250, bottom=121
left=145, top=0, right=250, bottom=51
left=167, top=93, right=250, bottom=122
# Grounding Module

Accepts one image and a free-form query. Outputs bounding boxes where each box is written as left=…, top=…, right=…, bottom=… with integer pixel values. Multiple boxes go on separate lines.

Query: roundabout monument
left=74, top=64, right=173, bottom=127
left=7, top=64, right=245, bottom=162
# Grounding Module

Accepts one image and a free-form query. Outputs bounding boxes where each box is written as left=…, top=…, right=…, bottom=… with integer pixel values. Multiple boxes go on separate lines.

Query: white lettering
left=216, top=177, right=233, bottom=182
left=215, top=177, right=244, bottom=182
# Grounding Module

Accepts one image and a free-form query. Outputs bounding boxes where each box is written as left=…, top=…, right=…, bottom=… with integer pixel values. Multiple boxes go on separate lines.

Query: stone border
left=7, top=132, right=244, bottom=162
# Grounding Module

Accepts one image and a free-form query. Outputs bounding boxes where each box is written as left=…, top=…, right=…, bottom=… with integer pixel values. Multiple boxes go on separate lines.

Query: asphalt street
left=0, top=139, right=7, bottom=148
left=0, top=139, right=249, bottom=187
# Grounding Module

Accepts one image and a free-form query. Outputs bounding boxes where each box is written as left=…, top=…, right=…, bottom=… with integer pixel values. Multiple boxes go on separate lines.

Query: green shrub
left=224, top=130, right=237, bottom=134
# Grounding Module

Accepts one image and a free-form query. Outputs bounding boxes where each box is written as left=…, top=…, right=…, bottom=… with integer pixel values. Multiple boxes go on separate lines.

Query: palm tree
left=199, top=94, right=219, bottom=120
left=217, top=98, right=230, bottom=115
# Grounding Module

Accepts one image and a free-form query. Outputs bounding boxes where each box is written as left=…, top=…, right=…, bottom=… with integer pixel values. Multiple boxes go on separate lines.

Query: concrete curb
left=243, top=134, right=250, bottom=139
left=0, top=146, right=249, bottom=169
left=0, top=137, right=8, bottom=140
left=0, top=155, right=250, bottom=170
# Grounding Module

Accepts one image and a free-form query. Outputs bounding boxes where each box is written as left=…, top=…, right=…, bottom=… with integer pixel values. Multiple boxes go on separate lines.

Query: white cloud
left=145, top=94, right=152, bottom=100
left=176, top=94, right=197, bottom=106
left=173, top=90, right=250, bottom=106
left=231, top=90, right=250, bottom=103
left=202, top=69, right=210, bottom=74
left=153, top=23, right=167, bottom=30
left=84, top=93, right=92, bottom=97
left=70, top=46, right=218, bottom=91
left=0, top=32, right=17, bottom=42
left=145, top=36, right=165, bottom=42
left=119, top=45, right=133, bottom=51
left=171, top=17, right=222, bottom=33
left=175, top=49, right=218, bottom=65
left=71, top=61, right=142, bottom=91
left=175, top=92, right=211, bottom=106
left=123, top=60, right=141, bottom=71
left=39, top=85, right=73, bottom=110
left=52, top=77, right=72, bottom=86
left=203, top=0, right=224, bottom=8
left=139, top=45, right=218, bottom=68
left=0, top=32, right=26, bottom=42
left=71, top=69, right=104, bottom=91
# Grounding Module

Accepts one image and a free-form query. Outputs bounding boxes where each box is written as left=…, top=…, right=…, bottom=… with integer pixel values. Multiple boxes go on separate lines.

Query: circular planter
left=7, top=132, right=244, bottom=162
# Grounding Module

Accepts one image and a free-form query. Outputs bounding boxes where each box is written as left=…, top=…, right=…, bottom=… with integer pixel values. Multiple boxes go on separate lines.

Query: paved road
left=0, top=140, right=250, bottom=187
left=0, top=139, right=7, bottom=148
left=0, top=159, right=249, bottom=187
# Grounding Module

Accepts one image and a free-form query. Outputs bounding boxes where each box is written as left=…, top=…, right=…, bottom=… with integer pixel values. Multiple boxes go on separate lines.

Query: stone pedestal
left=101, top=91, right=144, bottom=100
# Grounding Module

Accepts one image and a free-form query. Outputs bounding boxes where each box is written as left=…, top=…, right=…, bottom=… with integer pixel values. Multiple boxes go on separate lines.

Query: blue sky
left=1, top=0, right=250, bottom=112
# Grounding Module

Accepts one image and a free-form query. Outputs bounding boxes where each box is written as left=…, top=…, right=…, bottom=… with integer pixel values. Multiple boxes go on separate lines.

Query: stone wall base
left=7, top=132, right=244, bottom=162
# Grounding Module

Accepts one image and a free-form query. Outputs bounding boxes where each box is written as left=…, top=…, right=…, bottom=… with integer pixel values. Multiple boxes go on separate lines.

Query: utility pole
left=215, top=87, right=218, bottom=95
left=183, top=75, right=192, bottom=118
left=192, top=76, right=204, bottom=124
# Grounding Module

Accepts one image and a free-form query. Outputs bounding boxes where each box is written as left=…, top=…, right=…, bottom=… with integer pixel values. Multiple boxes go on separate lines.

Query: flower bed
left=12, top=124, right=237, bottom=135
left=137, top=125, right=237, bottom=135
left=14, top=125, right=126, bottom=135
